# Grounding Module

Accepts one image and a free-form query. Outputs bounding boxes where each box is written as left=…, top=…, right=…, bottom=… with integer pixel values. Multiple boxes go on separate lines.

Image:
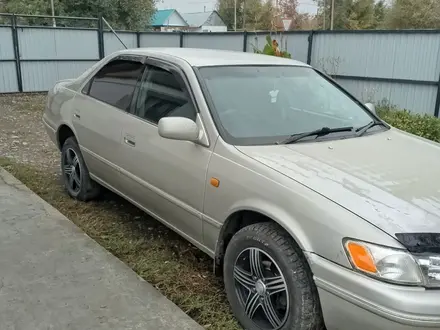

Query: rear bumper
left=307, top=252, right=440, bottom=330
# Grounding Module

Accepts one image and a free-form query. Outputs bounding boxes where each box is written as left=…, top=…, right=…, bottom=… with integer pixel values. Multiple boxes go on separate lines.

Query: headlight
left=413, top=254, right=440, bottom=288
left=343, top=239, right=423, bottom=285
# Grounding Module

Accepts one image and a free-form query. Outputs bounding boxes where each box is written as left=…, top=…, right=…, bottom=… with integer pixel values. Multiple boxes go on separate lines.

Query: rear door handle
left=124, top=136, right=136, bottom=147
left=73, top=113, right=80, bottom=119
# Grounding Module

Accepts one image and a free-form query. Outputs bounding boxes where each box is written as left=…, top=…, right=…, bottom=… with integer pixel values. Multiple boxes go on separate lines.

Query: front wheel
left=223, top=222, right=324, bottom=330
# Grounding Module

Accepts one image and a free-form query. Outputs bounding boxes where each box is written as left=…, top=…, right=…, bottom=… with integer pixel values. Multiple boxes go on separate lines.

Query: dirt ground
left=0, top=93, right=60, bottom=173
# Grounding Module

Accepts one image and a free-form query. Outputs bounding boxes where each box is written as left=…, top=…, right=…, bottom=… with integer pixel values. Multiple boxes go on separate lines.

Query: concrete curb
left=0, top=167, right=205, bottom=330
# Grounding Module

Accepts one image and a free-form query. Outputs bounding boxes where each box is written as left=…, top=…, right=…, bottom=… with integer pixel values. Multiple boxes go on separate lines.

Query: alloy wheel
left=233, top=247, right=289, bottom=330
left=63, top=147, right=81, bottom=194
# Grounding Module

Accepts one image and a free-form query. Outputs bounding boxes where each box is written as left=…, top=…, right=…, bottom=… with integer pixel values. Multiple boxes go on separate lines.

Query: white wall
left=195, top=25, right=227, bottom=32
left=160, top=26, right=185, bottom=32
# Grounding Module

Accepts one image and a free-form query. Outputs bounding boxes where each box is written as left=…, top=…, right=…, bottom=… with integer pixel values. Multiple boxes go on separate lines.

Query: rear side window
left=87, top=59, right=145, bottom=111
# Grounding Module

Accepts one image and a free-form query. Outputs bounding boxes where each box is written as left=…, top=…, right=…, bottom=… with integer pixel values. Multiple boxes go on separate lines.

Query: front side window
left=198, top=65, right=378, bottom=145
left=87, top=59, right=145, bottom=111
left=133, top=65, right=197, bottom=124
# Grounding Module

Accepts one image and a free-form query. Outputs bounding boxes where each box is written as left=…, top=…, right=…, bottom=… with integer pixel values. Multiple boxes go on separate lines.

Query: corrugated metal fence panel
left=21, top=61, right=97, bottom=92
left=335, top=78, right=438, bottom=115
left=286, top=33, right=309, bottom=63
left=246, top=32, right=309, bottom=63
left=139, top=33, right=180, bottom=47
left=0, top=26, right=14, bottom=59
left=18, top=28, right=99, bottom=59
left=0, top=26, right=18, bottom=92
left=311, top=32, right=440, bottom=82
left=246, top=33, right=266, bottom=53
left=0, top=27, right=439, bottom=114
left=104, top=31, right=137, bottom=56
left=0, top=63, right=18, bottom=92
left=184, top=33, right=243, bottom=51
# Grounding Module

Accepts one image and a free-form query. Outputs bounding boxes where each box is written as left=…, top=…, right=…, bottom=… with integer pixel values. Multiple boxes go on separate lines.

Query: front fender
left=226, top=198, right=313, bottom=252
left=204, top=147, right=403, bottom=272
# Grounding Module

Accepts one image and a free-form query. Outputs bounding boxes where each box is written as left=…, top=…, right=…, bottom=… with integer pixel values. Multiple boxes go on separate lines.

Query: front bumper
left=307, top=252, right=440, bottom=330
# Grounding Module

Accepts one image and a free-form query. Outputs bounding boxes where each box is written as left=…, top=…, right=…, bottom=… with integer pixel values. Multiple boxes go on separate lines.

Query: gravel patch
left=0, top=93, right=60, bottom=173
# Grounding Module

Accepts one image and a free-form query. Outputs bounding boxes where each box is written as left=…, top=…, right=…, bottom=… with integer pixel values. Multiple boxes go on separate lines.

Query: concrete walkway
left=0, top=168, right=204, bottom=330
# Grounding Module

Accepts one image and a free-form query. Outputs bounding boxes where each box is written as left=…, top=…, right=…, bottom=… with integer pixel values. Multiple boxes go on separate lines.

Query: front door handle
left=124, top=136, right=136, bottom=147
left=73, top=113, right=80, bottom=119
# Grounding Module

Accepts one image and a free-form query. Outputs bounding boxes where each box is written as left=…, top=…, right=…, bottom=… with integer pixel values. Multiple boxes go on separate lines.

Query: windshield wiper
left=355, top=121, right=386, bottom=136
left=278, top=126, right=354, bottom=145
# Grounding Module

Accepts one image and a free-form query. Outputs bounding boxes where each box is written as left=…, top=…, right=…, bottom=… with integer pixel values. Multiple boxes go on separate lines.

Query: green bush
left=377, top=106, right=440, bottom=143
left=253, top=35, right=292, bottom=59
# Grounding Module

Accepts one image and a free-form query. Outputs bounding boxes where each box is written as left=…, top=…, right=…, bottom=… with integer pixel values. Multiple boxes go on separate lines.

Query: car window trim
left=81, top=54, right=148, bottom=113
left=130, top=58, right=199, bottom=126
left=128, top=64, right=148, bottom=115
left=192, top=66, right=234, bottom=143
left=144, top=58, right=201, bottom=117
left=79, top=55, right=147, bottom=96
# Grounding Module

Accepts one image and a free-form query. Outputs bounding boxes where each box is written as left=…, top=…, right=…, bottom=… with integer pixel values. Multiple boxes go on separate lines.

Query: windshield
left=197, top=65, right=377, bottom=145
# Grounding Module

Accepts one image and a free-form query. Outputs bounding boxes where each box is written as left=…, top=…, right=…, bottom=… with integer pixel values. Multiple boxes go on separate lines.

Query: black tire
left=61, top=136, right=100, bottom=201
left=224, top=222, right=324, bottom=330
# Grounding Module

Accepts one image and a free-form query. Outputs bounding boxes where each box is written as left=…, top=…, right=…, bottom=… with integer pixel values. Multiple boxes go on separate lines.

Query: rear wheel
left=224, top=222, right=324, bottom=330
left=61, top=137, right=100, bottom=201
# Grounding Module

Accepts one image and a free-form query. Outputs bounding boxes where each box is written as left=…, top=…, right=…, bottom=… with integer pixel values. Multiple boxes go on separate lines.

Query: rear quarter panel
left=43, top=81, right=79, bottom=149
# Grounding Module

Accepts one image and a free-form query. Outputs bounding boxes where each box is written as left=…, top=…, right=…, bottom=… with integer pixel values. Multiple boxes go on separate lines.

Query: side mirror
left=158, top=117, right=200, bottom=142
left=364, top=102, right=376, bottom=115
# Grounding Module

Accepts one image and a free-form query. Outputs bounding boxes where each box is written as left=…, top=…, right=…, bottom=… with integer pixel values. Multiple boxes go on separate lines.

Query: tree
left=2, top=0, right=156, bottom=30
left=385, top=0, right=440, bottom=29
left=244, top=0, right=275, bottom=30
left=296, top=13, right=319, bottom=30
left=279, top=0, right=308, bottom=29
left=314, top=0, right=378, bottom=30
left=217, top=0, right=274, bottom=31
left=3, top=0, right=65, bottom=25
left=3, top=0, right=63, bottom=16
left=217, top=0, right=242, bottom=30
left=278, top=0, right=299, bottom=18
left=373, top=0, right=387, bottom=28
left=347, top=0, right=376, bottom=29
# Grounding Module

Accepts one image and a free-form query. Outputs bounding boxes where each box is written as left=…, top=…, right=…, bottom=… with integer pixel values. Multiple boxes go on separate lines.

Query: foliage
left=216, top=0, right=274, bottom=31
left=373, top=0, right=387, bottom=28
left=315, top=0, right=380, bottom=30
left=278, top=0, right=300, bottom=28
left=384, top=0, right=440, bottom=29
left=278, top=0, right=317, bottom=29
left=377, top=106, right=440, bottom=143
left=3, top=0, right=64, bottom=25
left=2, top=0, right=156, bottom=30
left=314, top=0, right=440, bottom=30
left=253, top=35, right=292, bottom=58
left=216, top=0, right=244, bottom=30
left=244, top=0, right=275, bottom=30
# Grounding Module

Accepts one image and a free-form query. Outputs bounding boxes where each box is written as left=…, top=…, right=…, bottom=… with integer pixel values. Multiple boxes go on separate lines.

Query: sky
left=157, top=0, right=318, bottom=15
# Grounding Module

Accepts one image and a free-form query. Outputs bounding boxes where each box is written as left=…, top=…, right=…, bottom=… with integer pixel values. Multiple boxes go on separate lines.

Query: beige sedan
left=43, top=48, right=440, bottom=330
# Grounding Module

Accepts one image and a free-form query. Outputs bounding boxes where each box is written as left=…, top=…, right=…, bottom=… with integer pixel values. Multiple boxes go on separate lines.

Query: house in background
left=151, top=9, right=188, bottom=32
left=181, top=11, right=227, bottom=32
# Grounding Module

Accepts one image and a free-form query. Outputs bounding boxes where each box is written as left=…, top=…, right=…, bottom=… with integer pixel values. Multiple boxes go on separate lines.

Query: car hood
left=236, top=128, right=440, bottom=238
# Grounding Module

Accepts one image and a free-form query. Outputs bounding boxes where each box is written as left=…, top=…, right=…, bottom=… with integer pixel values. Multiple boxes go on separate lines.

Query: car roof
left=119, top=47, right=309, bottom=67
